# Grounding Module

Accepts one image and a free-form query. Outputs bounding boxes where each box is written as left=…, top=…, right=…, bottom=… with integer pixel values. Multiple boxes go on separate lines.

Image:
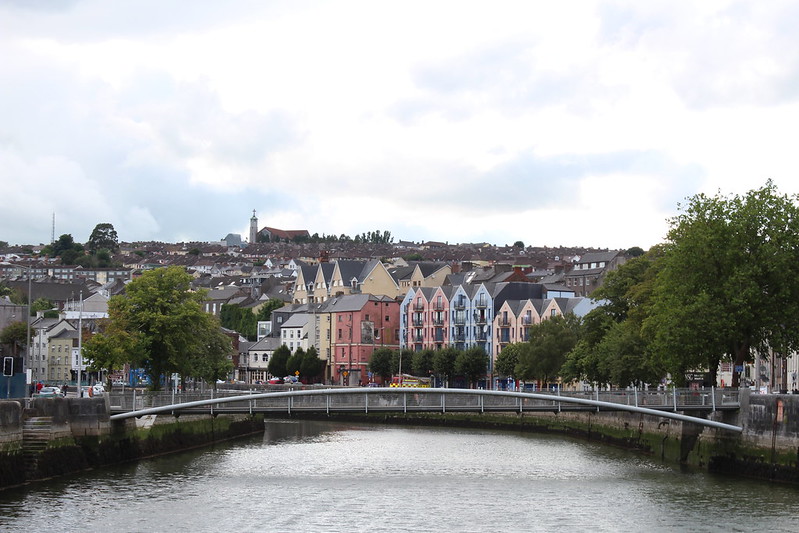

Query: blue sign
left=734, top=366, right=744, bottom=373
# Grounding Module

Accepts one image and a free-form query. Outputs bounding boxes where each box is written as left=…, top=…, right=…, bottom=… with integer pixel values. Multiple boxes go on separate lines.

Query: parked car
left=92, top=383, right=105, bottom=395
left=268, top=377, right=283, bottom=384
left=36, top=386, right=63, bottom=397
left=283, top=376, right=299, bottom=384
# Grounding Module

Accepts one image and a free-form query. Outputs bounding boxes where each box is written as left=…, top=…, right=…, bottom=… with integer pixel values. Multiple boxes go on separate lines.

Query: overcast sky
left=2, top=1, right=798, bottom=250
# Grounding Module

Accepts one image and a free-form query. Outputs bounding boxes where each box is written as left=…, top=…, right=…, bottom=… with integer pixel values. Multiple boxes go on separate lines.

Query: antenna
left=51, top=213, right=55, bottom=244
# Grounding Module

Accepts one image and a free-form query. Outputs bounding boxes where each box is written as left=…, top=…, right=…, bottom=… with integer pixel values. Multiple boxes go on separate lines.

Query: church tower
left=249, top=209, right=258, bottom=244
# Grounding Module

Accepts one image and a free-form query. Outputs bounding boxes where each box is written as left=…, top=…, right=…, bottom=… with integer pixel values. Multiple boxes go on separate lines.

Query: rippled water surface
left=2, top=419, right=798, bottom=532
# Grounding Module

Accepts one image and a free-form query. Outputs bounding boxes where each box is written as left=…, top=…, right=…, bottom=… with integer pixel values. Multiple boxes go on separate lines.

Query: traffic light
left=2, top=357, right=13, bottom=377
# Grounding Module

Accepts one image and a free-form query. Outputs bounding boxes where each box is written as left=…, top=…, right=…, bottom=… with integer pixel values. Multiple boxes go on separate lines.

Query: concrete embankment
left=0, top=395, right=264, bottom=490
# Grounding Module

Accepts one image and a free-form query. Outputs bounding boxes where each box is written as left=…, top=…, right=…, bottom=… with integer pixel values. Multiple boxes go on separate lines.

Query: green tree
left=0, top=321, right=30, bottom=356
left=83, top=318, right=137, bottom=383
left=220, top=304, right=257, bottom=340
left=454, top=346, right=488, bottom=388
left=255, top=298, right=284, bottom=322
left=645, top=181, right=799, bottom=387
left=59, top=248, right=84, bottom=265
left=411, top=349, right=435, bottom=377
left=286, top=347, right=304, bottom=377
left=495, top=343, right=525, bottom=378
left=238, top=310, right=257, bottom=340
left=268, top=345, right=291, bottom=378
left=186, top=328, right=234, bottom=388
left=48, top=234, right=77, bottom=257
left=369, top=347, right=395, bottom=382
left=0, top=281, right=12, bottom=299
left=562, top=251, right=662, bottom=387
left=517, top=315, right=580, bottom=386
left=626, top=246, right=645, bottom=257
left=300, top=346, right=325, bottom=381
left=30, top=298, right=54, bottom=315
left=432, top=347, right=459, bottom=384
left=84, top=266, right=224, bottom=390
left=513, top=241, right=525, bottom=249
left=87, top=223, right=119, bottom=254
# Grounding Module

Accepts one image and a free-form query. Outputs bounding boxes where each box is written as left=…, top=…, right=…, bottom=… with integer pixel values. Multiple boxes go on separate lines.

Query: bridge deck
left=108, top=387, right=742, bottom=432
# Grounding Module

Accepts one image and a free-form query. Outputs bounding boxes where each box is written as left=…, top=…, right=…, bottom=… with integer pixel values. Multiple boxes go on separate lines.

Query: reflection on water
left=1, top=419, right=798, bottom=532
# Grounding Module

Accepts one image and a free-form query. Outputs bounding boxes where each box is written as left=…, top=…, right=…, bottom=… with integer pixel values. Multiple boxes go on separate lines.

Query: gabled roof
left=576, top=250, right=623, bottom=264
left=387, top=265, right=415, bottom=283
left=282, top=313, right=310, bottom=328
left=412, top=261, right=449, bottom=278
left=319, top=262, right=336, bottom=284
left=249, top=336, right=282, bottom=351
left=335, top=260, right=367, bottom=283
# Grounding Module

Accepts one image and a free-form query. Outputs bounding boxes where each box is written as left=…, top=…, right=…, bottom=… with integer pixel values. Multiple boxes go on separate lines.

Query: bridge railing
left=107, top=386, right=740, bottom=414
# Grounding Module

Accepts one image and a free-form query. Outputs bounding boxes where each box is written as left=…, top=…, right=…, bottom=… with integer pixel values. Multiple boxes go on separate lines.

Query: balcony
left=454, top=300, right=466, bottom=310
left=453, top=332, right=465, bottom=342
left=412, top=318, right=424, bottom=327
left=499, top=318, right=510, bottom=327
left=413, top=302, right=425, bottom=311
left=433, top=302, right=445, bottom=311
left=434, top=329, right=445, bottom=342
left=476, top=331, right=488, bottom=342
left=522, top=316, right=533, bottom=325
left=453, top=314, right=466, bottom=325
left=432, top=316, right=445, bottom=326
left=475, top=298, right=488, bottom=309
left=474, top=313, right=487, bottom=325
left=412, top=333, right=424, bottom=343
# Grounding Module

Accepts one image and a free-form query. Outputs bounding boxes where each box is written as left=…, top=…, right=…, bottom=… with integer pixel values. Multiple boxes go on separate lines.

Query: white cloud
left=2, top=0, right=799, bottom=250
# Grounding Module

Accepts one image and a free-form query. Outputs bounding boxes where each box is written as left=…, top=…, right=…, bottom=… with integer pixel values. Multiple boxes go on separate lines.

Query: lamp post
left=25, top=267, right=31, bottom=396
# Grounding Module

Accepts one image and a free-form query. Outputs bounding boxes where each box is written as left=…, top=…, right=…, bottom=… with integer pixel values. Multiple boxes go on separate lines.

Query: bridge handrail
left=108, top=387, right=742, bottom=433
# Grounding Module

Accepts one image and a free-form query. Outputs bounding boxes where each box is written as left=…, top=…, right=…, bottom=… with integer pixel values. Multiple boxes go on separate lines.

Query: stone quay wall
left=0, top=396, right=264, bottom=490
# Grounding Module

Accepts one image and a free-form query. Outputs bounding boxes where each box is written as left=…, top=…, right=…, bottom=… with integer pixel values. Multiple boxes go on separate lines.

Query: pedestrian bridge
left=108, top=387, right=743, bottom=433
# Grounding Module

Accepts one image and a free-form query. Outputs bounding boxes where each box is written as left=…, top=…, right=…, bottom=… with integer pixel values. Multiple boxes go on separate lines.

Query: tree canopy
left=516, top=315, right=580, bottom=386
left=268, top=345, right=291, bottom=378
left=368, top=347, right=395, bottom=382
left=87, top=223, right=119, bottom=254
left=645, top=181, right=799, bottom=387
left=454, top=347, right=488, bottom=387
left=82, top=266, right=231, bottom=390
left=0, top=321, right=29, bottom=356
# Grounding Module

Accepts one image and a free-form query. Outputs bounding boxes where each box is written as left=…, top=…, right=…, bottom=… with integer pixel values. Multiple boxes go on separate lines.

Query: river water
left=1, top=419, right=798, bottom=532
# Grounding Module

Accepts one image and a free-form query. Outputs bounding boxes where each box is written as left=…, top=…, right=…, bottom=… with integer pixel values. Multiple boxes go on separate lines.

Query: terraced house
left=292, top=259, right=450, bottom=303
left=400, top=281, right=601, bottom=387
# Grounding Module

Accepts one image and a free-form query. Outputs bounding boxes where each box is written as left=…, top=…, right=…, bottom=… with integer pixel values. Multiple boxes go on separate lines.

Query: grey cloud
left=118, top=76, right=305, bottom=167
left=597, top=2, right=799, bottom=108
left=406, top=150, right=703, bottom=215
left=393, top=39, right=617, bottom=123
